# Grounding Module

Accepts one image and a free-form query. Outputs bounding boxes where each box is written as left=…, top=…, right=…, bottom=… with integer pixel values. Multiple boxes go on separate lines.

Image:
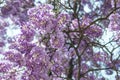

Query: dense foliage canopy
left=0, top=0, right=120, bottom=80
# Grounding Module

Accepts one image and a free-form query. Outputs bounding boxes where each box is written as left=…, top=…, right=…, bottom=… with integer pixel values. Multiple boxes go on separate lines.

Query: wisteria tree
left=0, top=0, right=120, bottom=80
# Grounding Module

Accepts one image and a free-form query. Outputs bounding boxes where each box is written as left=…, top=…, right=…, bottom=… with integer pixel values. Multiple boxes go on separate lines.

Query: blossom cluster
left=0, top=0, right=120, bottom=80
